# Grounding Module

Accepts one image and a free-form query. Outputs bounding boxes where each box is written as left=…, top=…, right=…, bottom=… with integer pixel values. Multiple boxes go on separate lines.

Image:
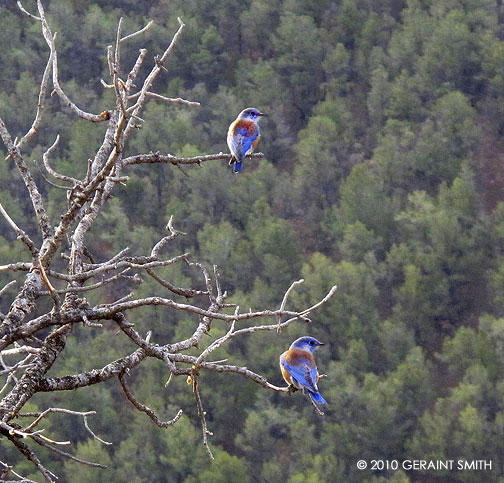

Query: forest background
left=2, top=0, right=504, bottom=482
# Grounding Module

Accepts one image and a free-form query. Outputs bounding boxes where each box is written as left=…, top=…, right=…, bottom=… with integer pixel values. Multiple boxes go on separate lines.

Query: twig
left=0, top=458, right=37, bottom=482
left=122, top=151, right=264, bottom=167
left=24, top=408, right=90, bottom=431
left=69, top=253, right=190, bottom=281
left=0, top=421, right=47, bottom=440
left=0, top=281, right=17, bottom=297
left=37, top=1, right=109, bottom=123
left=150, top=216, right=185, bottom=258
left=37, top=434, right=71, bottom=446
left=118, top=372, right=183, bottom=428
left=125, top=49, right=147, bottom=93
left=120, top=20, right=154, bottom=43
left=0, top=373, right=17, bottom=396
left=35, top=259, right=58, bottom=302
left=0, top=263, right=33, bottom=272
left=107, top=45, right=114, bottom=78
left=124, top=17, right=186, bottom=137
left=81, top=314, right=102, bottom=329
left=91, top=296, right=323, bottom=324
left=194, top=308, right=238, bottom=366
left=139, top=91, right=200, bottom=106
left=94, top=292, right=134, bottom=308
left=192, top=376, right=213, bottom=459
left=7, top=434, right=58, bottom=483
left=277, top=278, right=304, bottom=333
left=115, top=18, right=122, bottom=75
left=81, top=247, right=130, bottom=269
left=16, top=1, right=41, bottom=20
left=41, top=135, right=79, bottom=184
left=83, top=413, right=112, bottom=445
left=145, top=268, right=207, bottom=298
left=0, top=108, right=52, bottom=241
left=100, top=78, right=114, bottom=89
left=32, top=435, right=107, bottom=468
left=298, top=285, right=338, bottom=316
left=187, top=261, right=214, bottom=302
left=213, top=265, right=224, bottom=301
left=0, top=354, right=35, bottom=376
left=34, top=160, right=73, bottom=189
left=16, top=29, right=54, bottom=151
left=105, top=176, right=129, bottom=183
left=21, top=407, right=112, bottom=445
left=37, top=269, right=130, bottom=296
left=1, top=346, right=41, bottom=356
left=0, top=200, right=39, bottom=258
left=112, top=18, right=128, bottom=118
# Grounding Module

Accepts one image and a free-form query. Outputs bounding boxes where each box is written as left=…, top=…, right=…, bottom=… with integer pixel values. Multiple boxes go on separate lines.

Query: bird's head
left=238, top=107, right=266, bottom=121
left=289, top=336, right=325, bottom=353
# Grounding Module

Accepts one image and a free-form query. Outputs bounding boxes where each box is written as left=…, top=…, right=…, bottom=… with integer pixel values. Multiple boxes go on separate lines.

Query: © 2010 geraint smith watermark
left=403, top=460, right=492, bottom=471
left=356, top=459, right=493, bottom=472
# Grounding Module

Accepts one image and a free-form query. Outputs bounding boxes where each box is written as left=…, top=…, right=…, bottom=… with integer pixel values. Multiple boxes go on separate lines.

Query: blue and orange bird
left=280, top=336, right=327, bottom=408
left=227, top=107, right=265, bottom=173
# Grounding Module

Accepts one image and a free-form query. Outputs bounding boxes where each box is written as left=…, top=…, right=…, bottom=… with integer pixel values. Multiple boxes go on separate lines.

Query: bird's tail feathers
left=306, top=391, right=326, bottom=416
left=309, top=391, right=327, bottom=406
left=232, top=159, right=243, bottom=174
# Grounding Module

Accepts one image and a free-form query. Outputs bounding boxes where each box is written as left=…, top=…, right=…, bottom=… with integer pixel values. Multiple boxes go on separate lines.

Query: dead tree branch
left=0, top=4, right=336, bottom=480
left=118, top=371, right=184, bottom=428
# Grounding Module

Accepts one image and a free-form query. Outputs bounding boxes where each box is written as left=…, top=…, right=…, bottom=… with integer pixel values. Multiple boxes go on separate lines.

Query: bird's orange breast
left=231, top=120, right=258, bottom=136
left=280, top=365, right=293, bottom=385
left=282, top=348, right=316, bottom=368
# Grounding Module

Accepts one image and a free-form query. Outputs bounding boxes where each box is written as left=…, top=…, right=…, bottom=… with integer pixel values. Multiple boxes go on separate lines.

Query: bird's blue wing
left=240, top=131, right=258, bottom=158
left=280, top=359, right=318, bottom=393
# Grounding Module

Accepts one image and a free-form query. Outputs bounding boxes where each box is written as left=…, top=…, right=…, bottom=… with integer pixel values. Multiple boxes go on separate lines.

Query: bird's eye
left=309, top=340, right=315, bottom=345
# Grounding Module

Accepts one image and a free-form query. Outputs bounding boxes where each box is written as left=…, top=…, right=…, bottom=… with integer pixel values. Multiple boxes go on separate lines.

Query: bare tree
left=0, top=2, right=337, bottom=481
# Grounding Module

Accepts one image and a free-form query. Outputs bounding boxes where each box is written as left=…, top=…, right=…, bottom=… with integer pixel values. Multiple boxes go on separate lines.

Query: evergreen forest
left=2, top=0, right=504, bottom=481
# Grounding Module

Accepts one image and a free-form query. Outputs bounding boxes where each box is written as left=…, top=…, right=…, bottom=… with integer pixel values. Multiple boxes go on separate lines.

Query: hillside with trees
left=2, top=0, right=504, bottom=481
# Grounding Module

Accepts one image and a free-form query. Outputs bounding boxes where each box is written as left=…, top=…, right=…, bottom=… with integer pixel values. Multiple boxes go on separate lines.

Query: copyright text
left=356, top=459, right=493, bottom=472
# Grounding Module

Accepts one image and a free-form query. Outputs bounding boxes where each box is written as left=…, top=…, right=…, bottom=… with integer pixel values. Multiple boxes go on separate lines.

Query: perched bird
left=280, top=336, right=327, bottom=407
left=227, top=107, right=265, bottom=173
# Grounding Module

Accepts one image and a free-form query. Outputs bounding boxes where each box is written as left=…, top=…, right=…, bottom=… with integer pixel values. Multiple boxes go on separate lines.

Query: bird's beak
left=318, top=341, right=325, bottom=346
left=259, top=112, right=266, bottom=116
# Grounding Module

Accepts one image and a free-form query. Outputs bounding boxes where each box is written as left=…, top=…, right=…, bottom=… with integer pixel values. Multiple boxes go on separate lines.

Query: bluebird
left=227, top=107, right=265, bottom=173
left=280, top=336, right=327, bottom=408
